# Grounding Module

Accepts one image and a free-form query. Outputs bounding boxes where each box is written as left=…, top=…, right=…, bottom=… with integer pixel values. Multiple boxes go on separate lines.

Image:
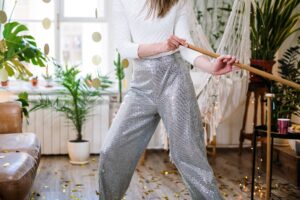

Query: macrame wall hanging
left=188, top=0, right=251, bottom=142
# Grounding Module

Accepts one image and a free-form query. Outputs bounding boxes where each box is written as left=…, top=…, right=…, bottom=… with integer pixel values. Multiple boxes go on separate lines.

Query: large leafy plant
left=0, top=22, right=46, bottom=79
left=272, top=38, right=300, bottom=118
left=251, top=0, right=300, bottom=60
left=31, top=66, right=100, bottom=142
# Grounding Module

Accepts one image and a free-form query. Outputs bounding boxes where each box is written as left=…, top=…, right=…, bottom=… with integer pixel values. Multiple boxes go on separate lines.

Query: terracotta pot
left=1, top=80, right=8, bottom=87
left=250, top=59, right=275, bottom=83
left=31, top=79, right=38, bottom=87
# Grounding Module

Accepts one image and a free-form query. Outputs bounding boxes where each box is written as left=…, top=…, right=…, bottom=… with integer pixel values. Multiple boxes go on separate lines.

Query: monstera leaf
left=0, top=21, right=46, bottom=78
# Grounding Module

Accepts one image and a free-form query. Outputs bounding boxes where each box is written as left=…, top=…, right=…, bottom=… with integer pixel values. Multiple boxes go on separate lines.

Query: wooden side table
left=239, top=82, right=267, bottom=155
left=251, top=125, right=300, bottom=200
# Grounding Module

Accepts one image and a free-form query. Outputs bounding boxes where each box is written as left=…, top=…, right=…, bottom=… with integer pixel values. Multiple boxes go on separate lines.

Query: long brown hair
left=146, top=0, right=179, bottom=18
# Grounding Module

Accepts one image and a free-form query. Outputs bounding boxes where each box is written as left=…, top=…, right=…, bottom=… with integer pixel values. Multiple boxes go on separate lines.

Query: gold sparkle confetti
left=122, top=59, right=129, bottom=68
left=92, top=32, right=102, bottom=42
left=75, top=184, right=84, bottom=187
left=92, top=55, right=102, bottom=65
left=174, top=193, right=180, bottom=198
left=0, top=11, right=7, bottom=24
left=42, top=18, right=51, bottom=29
left=92, top=78, right=101, bottom=89
left=2, top=162, right=10, bottom=167
left=44, top=44, right=50, bottom=55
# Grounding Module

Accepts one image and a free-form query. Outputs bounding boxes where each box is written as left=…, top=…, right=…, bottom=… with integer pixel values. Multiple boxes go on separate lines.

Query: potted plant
left=250, top=0, right=300, bottom=83
left=0, top=22, right=46, bottom=79
left=43, top=73, right=53, bottom=87
left=31, top=66, right=101, bottom=164
left=273, top=43, right=300, bottom=120
left=31, top=76, right=38, bottom=87
left=272, top=39, right=300, bottom=146
left=0, top=79, right=8, bottom=87
left=0, top=68, right=8, bottom=87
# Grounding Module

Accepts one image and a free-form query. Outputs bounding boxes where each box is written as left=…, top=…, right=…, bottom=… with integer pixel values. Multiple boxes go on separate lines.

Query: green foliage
left=16, top=91, right=29, bottom=123
left=114, top=52, right=126, bottom=103
left=251, top=0, right=300, bottom=60
left=98, top=74, right=114, bottom=89
left=273, top=38, right=300, bottom=118
left=31, top=66, right=101, bottom=142
left=0, top=22, right=46, bottom=79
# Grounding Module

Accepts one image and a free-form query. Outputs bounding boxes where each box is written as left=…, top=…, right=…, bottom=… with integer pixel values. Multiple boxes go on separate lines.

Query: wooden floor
left=30, top=149, right=300, bottom=200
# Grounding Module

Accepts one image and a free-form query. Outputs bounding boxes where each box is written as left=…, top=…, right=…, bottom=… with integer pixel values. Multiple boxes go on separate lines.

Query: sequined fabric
left=98, top=54, right=222, bottom=200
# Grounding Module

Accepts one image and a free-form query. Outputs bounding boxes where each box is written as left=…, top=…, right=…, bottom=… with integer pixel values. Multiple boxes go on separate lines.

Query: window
left=3, top=0, right=109, bottom=76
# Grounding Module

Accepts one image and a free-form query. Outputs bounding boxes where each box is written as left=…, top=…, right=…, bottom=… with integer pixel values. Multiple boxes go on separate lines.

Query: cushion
left=0, top=152, right=37, bottom=200
left=0, top=133, right=40, bottom=161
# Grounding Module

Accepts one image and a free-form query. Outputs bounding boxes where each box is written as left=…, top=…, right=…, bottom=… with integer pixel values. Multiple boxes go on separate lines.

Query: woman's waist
left=133, top=52, right=180, bottom=69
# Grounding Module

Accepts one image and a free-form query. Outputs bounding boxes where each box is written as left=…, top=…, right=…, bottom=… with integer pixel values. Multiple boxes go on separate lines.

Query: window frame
left=3, top=0, right=109, bottom=73
left=56, top=0, right=108, bottom=65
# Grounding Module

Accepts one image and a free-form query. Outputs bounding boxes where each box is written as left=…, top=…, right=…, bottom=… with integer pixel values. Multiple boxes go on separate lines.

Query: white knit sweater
left=112, top=0, right=202, bottom=65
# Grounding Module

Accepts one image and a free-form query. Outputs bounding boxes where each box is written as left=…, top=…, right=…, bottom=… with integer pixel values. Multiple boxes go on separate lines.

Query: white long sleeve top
left=112, top=0, right=202, bottom=65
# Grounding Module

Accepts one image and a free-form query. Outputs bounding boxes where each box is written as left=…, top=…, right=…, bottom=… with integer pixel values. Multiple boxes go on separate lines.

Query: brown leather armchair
left=0, top=102, right=41, bottom=200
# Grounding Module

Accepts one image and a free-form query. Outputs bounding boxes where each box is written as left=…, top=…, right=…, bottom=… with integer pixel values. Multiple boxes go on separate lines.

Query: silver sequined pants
left=99, top=54, right=222, bottom=200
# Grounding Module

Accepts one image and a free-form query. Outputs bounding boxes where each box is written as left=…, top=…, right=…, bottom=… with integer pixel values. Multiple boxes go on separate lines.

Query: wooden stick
left=265, top=93, right=274, bottom=200
left=187, top=43, right=300, bottom=90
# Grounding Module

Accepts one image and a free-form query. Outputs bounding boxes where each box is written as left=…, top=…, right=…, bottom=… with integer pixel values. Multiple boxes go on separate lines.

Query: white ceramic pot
left=67, top=140, right=90, bottom=165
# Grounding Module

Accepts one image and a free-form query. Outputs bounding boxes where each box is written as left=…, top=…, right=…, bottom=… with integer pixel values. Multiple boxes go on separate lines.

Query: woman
left=99, top=0, right=237, bottom=199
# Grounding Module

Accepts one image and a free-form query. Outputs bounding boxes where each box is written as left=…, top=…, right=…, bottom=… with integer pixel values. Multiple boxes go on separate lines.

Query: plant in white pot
left=31, top=65, right=102, bottom=164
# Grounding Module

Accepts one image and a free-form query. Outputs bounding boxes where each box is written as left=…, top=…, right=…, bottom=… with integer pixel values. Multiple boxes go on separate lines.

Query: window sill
left=0, top=80, right=118, bottom=96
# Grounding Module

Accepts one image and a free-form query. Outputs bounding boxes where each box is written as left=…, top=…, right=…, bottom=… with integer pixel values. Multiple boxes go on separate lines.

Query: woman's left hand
left=212, top=55, right=238, bottom=75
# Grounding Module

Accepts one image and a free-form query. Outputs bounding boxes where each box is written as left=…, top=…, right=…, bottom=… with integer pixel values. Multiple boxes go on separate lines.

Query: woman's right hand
left=161, top=35, right=187, bottom=52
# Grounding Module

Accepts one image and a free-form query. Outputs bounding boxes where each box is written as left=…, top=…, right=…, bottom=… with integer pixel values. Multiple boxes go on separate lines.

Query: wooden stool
left=239, top=82, right=267, bottom=155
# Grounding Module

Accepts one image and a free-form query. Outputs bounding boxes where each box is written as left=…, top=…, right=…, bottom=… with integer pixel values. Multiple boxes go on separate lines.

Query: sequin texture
left=98, top=54, right=222, bottom=200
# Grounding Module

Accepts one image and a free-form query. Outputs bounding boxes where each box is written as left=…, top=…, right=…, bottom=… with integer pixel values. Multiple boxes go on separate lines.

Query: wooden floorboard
left=30, top=149, right=300, bottom=200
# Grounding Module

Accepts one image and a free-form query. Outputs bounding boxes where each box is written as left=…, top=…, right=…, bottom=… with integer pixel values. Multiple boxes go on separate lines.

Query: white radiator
left=23, top=97, right=110, bottom=155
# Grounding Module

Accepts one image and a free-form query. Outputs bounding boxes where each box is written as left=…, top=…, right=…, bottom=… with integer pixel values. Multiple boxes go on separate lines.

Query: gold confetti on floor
left=2, top=162, right=10, bottom=167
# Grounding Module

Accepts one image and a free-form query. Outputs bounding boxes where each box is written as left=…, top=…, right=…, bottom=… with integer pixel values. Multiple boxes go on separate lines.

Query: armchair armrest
left=0, top=102, right=22, bottom=134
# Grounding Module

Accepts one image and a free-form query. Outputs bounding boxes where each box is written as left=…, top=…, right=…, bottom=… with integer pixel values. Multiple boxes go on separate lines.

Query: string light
left=239, top=156, right=265, bottom=199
